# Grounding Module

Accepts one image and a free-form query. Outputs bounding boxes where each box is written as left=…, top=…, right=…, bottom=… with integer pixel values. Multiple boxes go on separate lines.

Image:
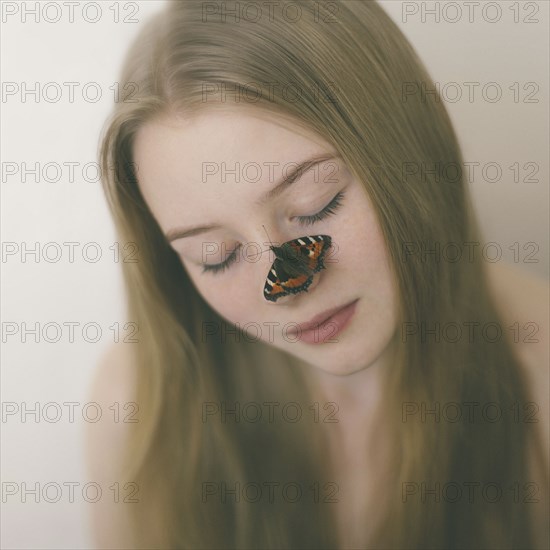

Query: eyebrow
left=166, top=153, right=339, bottom=243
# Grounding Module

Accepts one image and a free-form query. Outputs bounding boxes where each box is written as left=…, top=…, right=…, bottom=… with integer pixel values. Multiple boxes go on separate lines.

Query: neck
left=298, top=336, right=397, bottom=435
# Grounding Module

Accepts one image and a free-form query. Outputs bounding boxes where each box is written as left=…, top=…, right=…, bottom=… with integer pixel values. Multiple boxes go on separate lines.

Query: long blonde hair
left=99, top=1, right=545, bottom=547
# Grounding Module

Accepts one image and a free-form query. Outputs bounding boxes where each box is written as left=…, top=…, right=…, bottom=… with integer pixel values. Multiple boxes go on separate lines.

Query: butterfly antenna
left=262, top=224, right=276, bottom=253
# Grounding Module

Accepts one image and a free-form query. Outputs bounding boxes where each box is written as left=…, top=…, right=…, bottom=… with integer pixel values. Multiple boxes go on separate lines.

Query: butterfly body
left=270, top=244, right=316, bottom=278
left=263, top=235, right=332, bottom=302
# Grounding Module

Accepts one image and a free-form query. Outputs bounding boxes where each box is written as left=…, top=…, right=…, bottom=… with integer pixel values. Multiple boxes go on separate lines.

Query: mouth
left=287, top=299, right=359, bottom=345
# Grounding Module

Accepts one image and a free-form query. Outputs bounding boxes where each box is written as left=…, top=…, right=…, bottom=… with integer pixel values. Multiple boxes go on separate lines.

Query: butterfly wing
left=264, top=235, right=332, bottom=302
left=264, top=259, right=314, bottom=302
left=287, top=235, right=332, bottom=274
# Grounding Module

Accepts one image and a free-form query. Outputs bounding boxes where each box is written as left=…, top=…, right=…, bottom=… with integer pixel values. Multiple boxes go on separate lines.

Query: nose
left=256, top=227, right=329, bottom=305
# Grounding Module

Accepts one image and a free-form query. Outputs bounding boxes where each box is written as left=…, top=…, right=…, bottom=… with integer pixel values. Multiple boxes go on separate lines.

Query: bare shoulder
left=484, top=261, right=549, bottom=439
left=84, top=343, right=139, bottom=548
left=86, top=343, right=138, bottom=456
left=485, top=262, right=549, bottom=547
left=485, top=261, right=548, bottom=365
left=88, top=342, right=138, bottom=407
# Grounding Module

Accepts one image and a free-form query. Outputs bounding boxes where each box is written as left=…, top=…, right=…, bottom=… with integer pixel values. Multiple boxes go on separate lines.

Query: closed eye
left=202, top=245, right=241, bottom=274
left=201, top=191, right=345, bottom=275
left=295, top=190, right=345, bottom=226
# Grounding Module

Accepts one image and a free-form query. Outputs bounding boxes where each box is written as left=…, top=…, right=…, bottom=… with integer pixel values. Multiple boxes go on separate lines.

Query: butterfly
left=263, top=235, right=333, bottom=302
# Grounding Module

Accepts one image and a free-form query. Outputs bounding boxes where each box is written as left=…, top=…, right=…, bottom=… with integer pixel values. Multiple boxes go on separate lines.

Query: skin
left=134, top=107, right=400, bottom=381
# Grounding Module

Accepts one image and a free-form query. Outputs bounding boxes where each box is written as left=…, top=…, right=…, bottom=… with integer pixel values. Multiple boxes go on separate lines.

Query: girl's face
left=134, top=108, right=399, bottom=376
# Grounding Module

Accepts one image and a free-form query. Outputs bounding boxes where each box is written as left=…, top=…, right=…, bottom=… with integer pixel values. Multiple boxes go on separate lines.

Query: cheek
left=332, top=186, right=399, bottom=317
left=182, top=262, right=261, bottom=326
left=332, top=185, right=392, bottom=276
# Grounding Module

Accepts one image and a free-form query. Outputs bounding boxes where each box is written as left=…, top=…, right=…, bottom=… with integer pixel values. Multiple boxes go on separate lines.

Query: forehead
left=133, top=108, right=334, bottom=220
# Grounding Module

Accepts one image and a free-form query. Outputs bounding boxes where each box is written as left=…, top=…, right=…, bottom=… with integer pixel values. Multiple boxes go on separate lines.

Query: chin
left=310, top=353, right=376, bottom=376
left=284, top=340, right=373, bottom=375
left=290, top=326, right=397, bottom=377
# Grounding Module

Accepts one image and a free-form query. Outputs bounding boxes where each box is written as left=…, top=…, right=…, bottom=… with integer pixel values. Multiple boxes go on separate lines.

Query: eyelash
left=295, top=190, right=345, bottom=227
left=202, top=245, right=241, bottom=275
left=202, top=190, right=345, bottom=275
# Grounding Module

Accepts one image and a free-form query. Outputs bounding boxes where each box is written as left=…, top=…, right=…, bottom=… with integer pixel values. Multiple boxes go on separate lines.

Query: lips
left=287, top=299, right=358, bottom=335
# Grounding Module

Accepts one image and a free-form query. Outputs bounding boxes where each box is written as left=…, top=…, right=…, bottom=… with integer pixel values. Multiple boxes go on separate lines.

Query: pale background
left=1, top=1, right=548, bottom=548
